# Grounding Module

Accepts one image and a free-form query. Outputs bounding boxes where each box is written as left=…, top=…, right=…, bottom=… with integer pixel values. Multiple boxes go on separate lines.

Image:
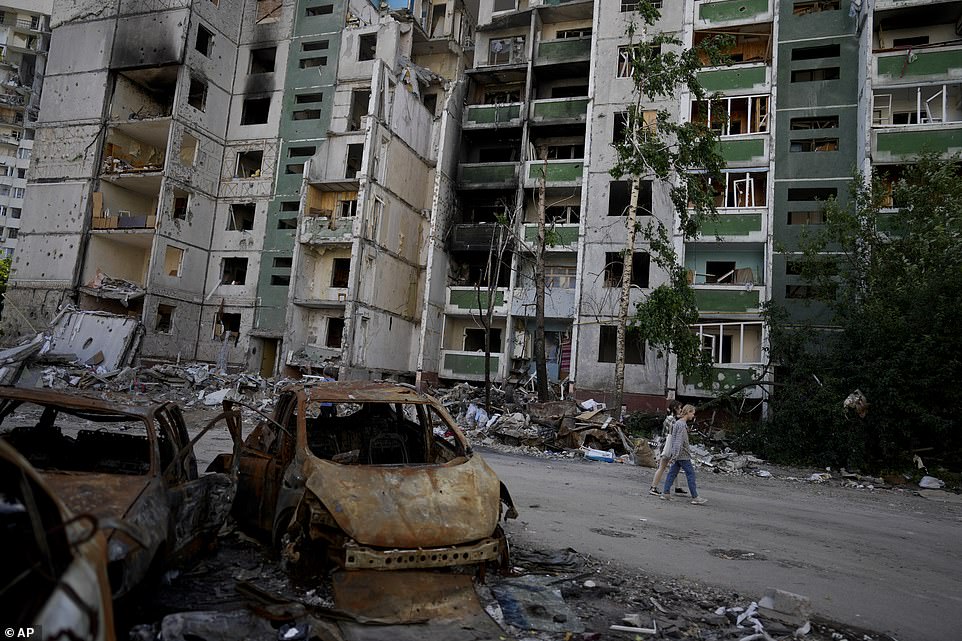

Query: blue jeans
left=664, top=459, right=698, bottom=498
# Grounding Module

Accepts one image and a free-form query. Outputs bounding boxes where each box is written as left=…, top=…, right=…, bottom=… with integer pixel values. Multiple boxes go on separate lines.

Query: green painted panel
left=701, top=213, right=762, bottom=236
left=694, top=288, right=760, bottom=312
left=524, top=224, right=578, bottom=245
left=537, top=38, right=591, bottom=64
left=877, top=48, right=962, bottom=79
left=686, top=366, right=760, bottom=391
left=875, top=128, right=962, bottom=157
left=466, top=104, right=521, bottom=124
left=528, top=161, right=583, bottom=183
left=255, top=1, right=344, bottom=330
left=448, top=289, right=505, bottom=309
left=443, top=352, right=501, bottom=376
left=532, top=98, right=589, bottom=120
left=720, top=138, right=765, bottom=162
left=461, top=163, right=517, bottom=184
left=699, top=0, right=768, bottom=23
left=698, top=65, right=767, bottom=92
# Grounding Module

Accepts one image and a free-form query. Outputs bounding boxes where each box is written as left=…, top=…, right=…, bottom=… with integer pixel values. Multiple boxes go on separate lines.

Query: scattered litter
left=919, top=475, right=944, bottom=489
left=582, top=447, right=615, bottom=463
left=808, top=473, right=832, bottom=483
left=757, top=470, right=772, bottom=478
left=490, top=575, right=585, bottom=634
left=611, top=613, right=657, bottom=635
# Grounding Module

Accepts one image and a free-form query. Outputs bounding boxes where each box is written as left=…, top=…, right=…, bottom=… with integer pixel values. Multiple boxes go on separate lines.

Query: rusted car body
left=221, top=382, right=517, bottom=575
left=0, top=388, right=241, bottom=599
left=0, top=439, right=115, bottom=641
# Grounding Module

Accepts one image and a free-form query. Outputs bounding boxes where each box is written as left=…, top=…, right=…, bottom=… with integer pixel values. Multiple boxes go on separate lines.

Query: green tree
left=607, top=2, right=730, bottom=410
left=0, top=256, right=10, bottom=317
left=760, top=156, right=962, bottom=470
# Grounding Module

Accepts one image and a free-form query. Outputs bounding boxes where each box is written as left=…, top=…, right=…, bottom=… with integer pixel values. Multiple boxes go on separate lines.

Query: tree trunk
left=612, top=178, right=640, bottom=415
left=534, top=155, right=549, bottom=401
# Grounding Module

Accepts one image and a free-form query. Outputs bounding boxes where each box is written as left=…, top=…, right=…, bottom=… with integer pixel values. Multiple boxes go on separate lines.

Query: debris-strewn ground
left=122, top=520, right=895, bottom=641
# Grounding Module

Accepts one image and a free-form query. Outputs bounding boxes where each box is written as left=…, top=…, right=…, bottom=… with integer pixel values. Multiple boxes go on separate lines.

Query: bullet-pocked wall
left=140, top=2, right=244, bottom=365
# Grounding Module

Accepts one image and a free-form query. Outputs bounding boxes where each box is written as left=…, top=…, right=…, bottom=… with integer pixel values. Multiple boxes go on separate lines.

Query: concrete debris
left=757, top=588, right=813, bottom=627
left=80, top=270, right=147, bottom=305
left=437, top=383, right=628, bottom=457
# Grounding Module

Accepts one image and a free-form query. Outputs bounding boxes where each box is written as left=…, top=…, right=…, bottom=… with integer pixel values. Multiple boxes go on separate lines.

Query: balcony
left=524, top=159, right=583, bottom=188
left=464, top=103, right=523, bottom=128
left=692, top=320, right=763, bottom=365
left=872, top=84, right=962, bottom=127
left=680, top=364, right=764, bottom=397
left=101, top=119, right=171, bottom=177
left=696, top=0, right=771, bottom=27
left=535, top=36, right=591, bottom=66
left=510, top=286, right=576, bottom=319
left=450, top=223, right=505, bottom=251
left=697, top=213, right=764, bottom=240
left=872, top=124, right=962, bottom=162
left=299, top=215, right=354, bottom=245
left=12, top=17, right=48, bottom=33
left=875, top=44, right=962, bottom=85
left=91, top=212, right=157, bottom=230
left=697, top=63, right=769, bottom=94
left=529, top=97, right=589, bottom=125
left=446, top=286, right=509, bottom=315
left=718, top=136, right=768, bottom=165
left=692, top=285, right=762, bottom=314
left=523, top=223, right=579, bottom=248
left=459, top=162, right=518, bottom=189
left=439, top=349, right=503, bottom=381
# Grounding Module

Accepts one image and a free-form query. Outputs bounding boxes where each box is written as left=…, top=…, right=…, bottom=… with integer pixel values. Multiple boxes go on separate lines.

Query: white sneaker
left=690, top=497, right=707, bottom=505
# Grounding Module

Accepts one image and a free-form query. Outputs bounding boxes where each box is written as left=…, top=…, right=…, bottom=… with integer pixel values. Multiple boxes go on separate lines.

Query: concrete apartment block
left=3, top=0, right=958, bottom=409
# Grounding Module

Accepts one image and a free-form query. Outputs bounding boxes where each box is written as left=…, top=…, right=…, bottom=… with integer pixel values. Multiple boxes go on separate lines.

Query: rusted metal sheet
left=341, top=538, right=501, bottom=570
left=0, top=441, right=116, bottom=641
left=43, top=473, right=149, bottom=519
left=331, top=570, right=481, bottom=623
left=304, top=454, right=501, bottom=548
left=0, top=387, right=242, bottom=600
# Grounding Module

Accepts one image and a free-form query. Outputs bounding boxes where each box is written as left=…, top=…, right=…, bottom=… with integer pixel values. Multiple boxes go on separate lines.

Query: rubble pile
left=435, top=383, right=630, bottom=460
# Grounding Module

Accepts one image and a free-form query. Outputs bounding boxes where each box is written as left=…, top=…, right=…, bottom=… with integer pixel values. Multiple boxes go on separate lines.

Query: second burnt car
left=0, top=388, right=241, bottom=599
left=216, top=381, right=517, bottom=574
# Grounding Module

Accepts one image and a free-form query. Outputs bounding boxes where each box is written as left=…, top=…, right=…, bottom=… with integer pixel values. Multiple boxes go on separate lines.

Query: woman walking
left=661, top=404, right=707, bottom=505
left=648, top=400, right=683, bottom=496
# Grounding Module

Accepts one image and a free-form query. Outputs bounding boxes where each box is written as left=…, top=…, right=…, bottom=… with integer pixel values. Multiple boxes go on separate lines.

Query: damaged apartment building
left=0, top=1, right=51, bottom=258
left=0, top=0, right=474, bottom=377
left=3, top=0, right=961, bottom=407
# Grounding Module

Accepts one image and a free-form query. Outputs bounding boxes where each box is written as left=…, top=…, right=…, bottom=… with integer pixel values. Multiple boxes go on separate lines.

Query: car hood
left=43, top=473, right=150, bottom=521
left=304, top=455, right=501, bottom=549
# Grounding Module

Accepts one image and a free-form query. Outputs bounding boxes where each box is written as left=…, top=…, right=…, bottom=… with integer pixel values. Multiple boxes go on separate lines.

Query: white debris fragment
left=202, top=389, right=232, bottom=406
left=919, top=475, right=945, bottom=489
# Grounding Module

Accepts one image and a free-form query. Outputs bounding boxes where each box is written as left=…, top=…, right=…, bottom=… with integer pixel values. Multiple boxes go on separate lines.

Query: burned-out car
left=0, top=388, right=241, bottom=599
left=0, top=439, right=115, bottom=641
left=218, top=382, right=517, bottom=574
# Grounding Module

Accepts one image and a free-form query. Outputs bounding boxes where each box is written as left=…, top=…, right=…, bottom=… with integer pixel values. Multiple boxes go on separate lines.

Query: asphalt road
left=480, top=449, right=962, bottom=641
